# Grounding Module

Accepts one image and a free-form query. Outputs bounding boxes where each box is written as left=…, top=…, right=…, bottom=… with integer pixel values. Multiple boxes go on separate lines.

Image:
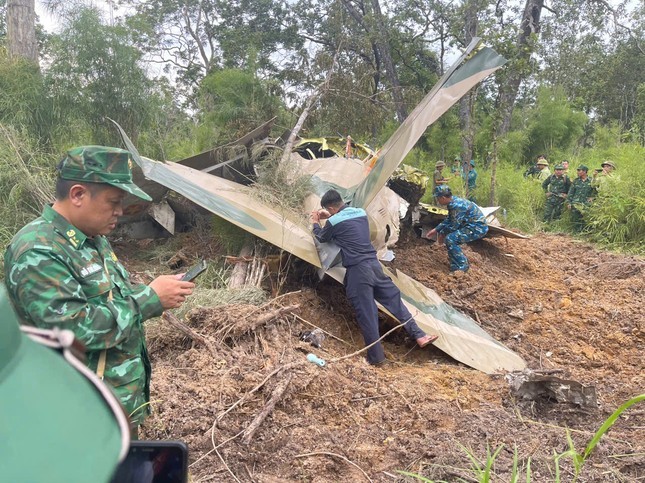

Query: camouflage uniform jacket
left=435, top=196, right=487, bottom=235
left=536, top=168, right=551, bottom=181
left=542, top=173, right=571, bottom=197
left=4, top=205, right=163, bottom=423
left=567, top=177, right=595, bottom=205
left=467, top=169, right=477, bottom=191
left=433, top=169, right=448, bottom=189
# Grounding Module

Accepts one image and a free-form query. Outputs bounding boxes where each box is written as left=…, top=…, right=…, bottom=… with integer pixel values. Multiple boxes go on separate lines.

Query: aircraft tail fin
left=352, top=39, right=506, bottom=209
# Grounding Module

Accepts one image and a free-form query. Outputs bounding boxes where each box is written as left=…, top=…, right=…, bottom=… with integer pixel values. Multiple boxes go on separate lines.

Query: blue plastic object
left=306, top=353, right=326, bottom=367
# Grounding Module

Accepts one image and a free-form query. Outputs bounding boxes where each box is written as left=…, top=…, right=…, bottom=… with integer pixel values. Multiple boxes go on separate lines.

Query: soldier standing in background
left=450, top=156, right=463, bottom=177
left=542, top=164, right=571, bottom=222
left=536, top=157, right=552, bottom=181
left=433, top=160, right=450, bottom=190
left=3, top=146, right=195, bottom=435
left=465, top=159, right=477, bottom=202
left=566, top=165, right=596, bottom=232
left=524, top=154, right=547, bottom=179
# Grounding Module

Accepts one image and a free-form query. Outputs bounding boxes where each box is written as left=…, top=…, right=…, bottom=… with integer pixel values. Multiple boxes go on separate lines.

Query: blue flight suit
left=313, top=205, right=426, bottom=364
left=435, top=196, right=488, bottom=272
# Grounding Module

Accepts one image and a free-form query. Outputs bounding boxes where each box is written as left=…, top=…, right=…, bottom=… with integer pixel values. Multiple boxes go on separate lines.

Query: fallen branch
left=249, top=304, right=300, bottom=331
left=243, top=290, right=302, bottom=319
left=162, top=311, right=217, bottom=358
left=217, top=361, right=301, bottom=422
left=217, top=304, right=301, bottom=340
left=295, top=451, right=373, bottom=482
left=242, top=372, right=293, bottom=445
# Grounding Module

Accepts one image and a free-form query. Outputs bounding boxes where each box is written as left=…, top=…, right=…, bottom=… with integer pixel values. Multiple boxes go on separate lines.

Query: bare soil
left=116, top=227, right=644, bottom=482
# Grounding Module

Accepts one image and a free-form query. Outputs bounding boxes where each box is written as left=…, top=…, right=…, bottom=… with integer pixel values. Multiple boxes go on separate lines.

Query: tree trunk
left=370, top=0, right=407, bottom=123
left=489, top=133, right=498, bottom=206
left=459, top=0, right=481, bottom=171
left=341, top=0, right=407, bottom=123
left=495, top=0, right=544, bottom=138
left=6, top=0, right=38, bottom=63
left=228, top=242, right=254, bottom=289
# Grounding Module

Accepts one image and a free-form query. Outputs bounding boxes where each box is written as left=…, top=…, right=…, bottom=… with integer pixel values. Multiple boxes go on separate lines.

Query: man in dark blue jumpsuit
left=311, top=189, right=438, bottom=365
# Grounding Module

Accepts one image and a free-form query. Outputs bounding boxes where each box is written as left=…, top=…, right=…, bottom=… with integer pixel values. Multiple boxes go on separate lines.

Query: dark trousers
left=544, top=196, right=565, bottom=221
left=344, top=260, right=425, bottom=364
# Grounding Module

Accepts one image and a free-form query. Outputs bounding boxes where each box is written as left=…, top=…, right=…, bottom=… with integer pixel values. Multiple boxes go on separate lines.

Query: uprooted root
left=187, top=303, right=300, bottom=342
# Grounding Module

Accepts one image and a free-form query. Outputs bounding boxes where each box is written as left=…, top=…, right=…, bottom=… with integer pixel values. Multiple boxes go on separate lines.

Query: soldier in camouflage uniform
left=566, top=164, right=596, bottom=232
left=542, top=164, right=571, bottom=222
left=3, top=146, right=195, bottom=431
left=465, top=159, right=477, bottom=202
left=425, top=185, right=489, bottom=272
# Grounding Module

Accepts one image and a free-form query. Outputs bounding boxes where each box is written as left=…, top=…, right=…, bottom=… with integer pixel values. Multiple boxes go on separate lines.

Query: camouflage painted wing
left=326, top=265, right=526, bottom=374
left=111, top=120, right=322, bottom=268
left=352, top=38, right=506, bottom=209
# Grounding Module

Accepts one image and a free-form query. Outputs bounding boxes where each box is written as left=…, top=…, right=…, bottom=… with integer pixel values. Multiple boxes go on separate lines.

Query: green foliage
left=583, top=142, right=645, bottom=254
left=470, top=163, right=545, bottom=233
left=45, top=6, right=163, bottom=146
left=495, top=129, right=530, bottom=167
left=555, top=393, right=645, bottom=482
left=522, top=87, right=588, bottom=162
left=423, top=108, right=462, bottom=162
left=197, top=69, right=281, bottom=147
left=397, top=444, right=530, bottom=483
left=0, top=50, right=53, bottom=141
left=210, top=216, right=252, bottom=255
left=0, top=125, right=55, bottom=278
left=397, top=394, right=644, bottom=482
left=458, top=443, right=505, bottom=482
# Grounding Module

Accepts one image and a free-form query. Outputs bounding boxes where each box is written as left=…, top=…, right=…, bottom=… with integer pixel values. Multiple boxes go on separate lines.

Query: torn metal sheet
left=111, top=38, right=527, bottom=374
left=178, top=117, right=276, bottom=183
left=507, top=369, right=598, bottom=407
left=352, top=42, right=506, bottom=209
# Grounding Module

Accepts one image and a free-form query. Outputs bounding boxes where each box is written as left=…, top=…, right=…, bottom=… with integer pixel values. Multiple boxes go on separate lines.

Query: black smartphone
left=180, top=259, right=207, bottom=282
left=110, top=440, right=188, bottom=483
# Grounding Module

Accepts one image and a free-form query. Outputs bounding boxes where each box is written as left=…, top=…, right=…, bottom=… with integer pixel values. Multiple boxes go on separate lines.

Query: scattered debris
left=506, top=369, right=598, bottom=408
left=508, top=308, right=525, bottom=320
left=299, top=328, right=325, bottom=348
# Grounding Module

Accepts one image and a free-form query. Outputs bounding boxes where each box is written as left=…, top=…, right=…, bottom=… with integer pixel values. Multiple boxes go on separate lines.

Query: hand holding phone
left=180, top=260, right=207, bottom=282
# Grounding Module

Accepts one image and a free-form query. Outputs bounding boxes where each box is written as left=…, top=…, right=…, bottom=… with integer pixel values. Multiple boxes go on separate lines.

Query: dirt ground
left=117, top=226, right=644, bottom=482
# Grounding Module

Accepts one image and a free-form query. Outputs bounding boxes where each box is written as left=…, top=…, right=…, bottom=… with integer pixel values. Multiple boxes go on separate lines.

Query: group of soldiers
left=525, top=155, right=616, bottom=231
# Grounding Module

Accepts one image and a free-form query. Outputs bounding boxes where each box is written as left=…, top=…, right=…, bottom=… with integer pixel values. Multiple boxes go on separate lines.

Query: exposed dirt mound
left=119, top=229, right=644, bottom=482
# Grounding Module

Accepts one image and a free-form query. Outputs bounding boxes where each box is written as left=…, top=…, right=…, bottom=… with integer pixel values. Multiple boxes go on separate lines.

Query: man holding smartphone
left=3, top=146, right=195, bottom=434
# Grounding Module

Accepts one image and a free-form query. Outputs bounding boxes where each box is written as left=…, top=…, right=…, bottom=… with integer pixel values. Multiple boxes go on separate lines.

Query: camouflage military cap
left=436, top=161, right=446, bottom=168
left=576, top=165, right=588, bottom=172
left=433, top=185, right=452, bottom=197
left=470, top=159, right=476, bottom=166
left=57, top=146, right=152, bottom=201
left=601, top=160, right=616, bottom=169
left=554, top=164, right=565, bottom=170
left=537, top=159, right=549, bottom=166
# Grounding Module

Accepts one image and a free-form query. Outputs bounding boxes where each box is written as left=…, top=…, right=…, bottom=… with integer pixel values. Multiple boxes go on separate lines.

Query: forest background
left=0, top=0, right=643, bottom=272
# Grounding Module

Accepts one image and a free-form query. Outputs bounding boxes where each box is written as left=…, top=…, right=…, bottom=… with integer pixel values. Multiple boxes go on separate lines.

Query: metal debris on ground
left=506, top=369, right=598, bottom=408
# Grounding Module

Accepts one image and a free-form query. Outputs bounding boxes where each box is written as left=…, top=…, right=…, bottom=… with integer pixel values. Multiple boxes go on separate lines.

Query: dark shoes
left=416, top=334, right=439, bottom=348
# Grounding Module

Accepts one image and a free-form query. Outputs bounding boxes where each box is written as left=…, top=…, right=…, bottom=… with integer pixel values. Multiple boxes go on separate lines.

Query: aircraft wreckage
left=112, top=38, right=528, bottom=374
